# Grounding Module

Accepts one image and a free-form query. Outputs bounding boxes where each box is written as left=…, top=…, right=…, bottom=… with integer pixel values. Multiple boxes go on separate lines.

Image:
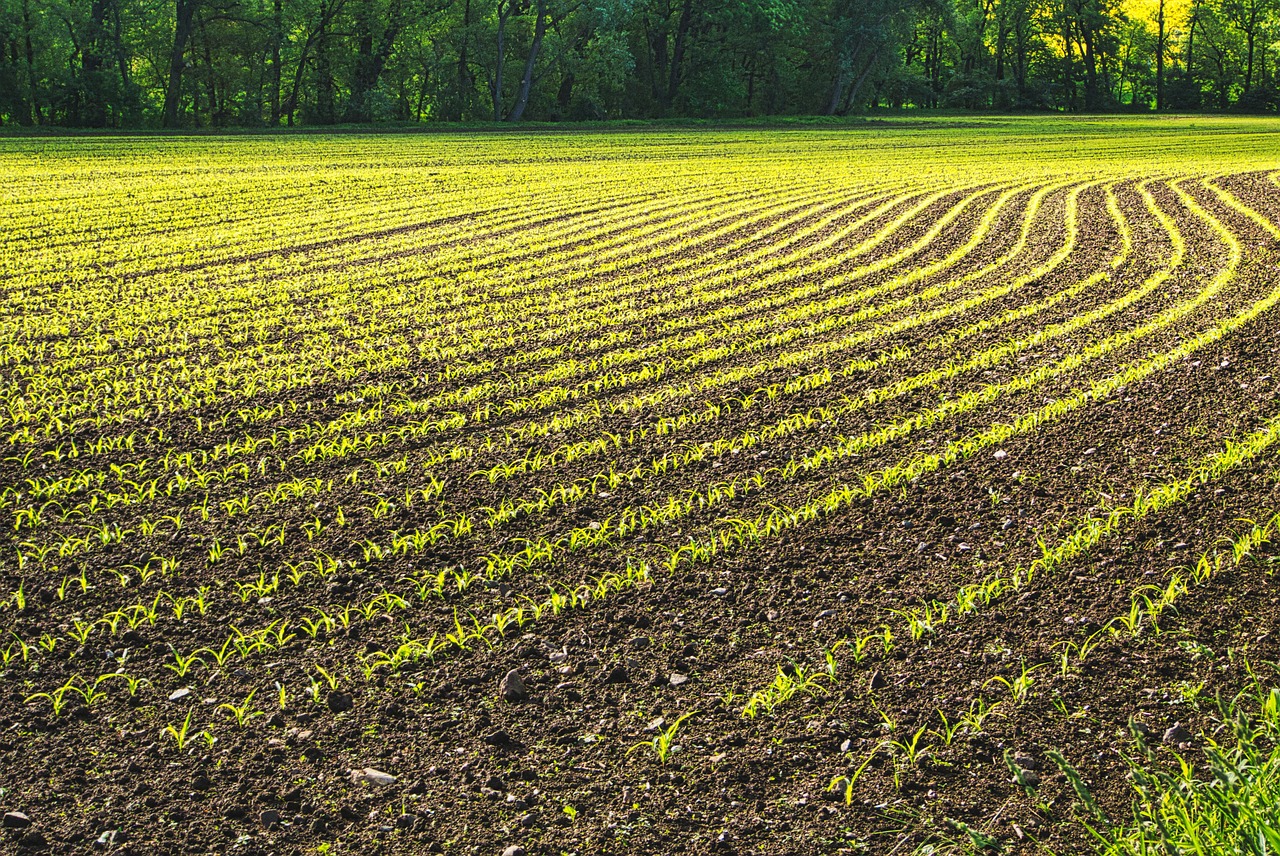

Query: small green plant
left=629, top=711, right=697, bottom=764
left=164, top=710, right=196, bottom=751
left=217, top=689, right=263, bottom=729
left=827, top=747, right=880, bottom=805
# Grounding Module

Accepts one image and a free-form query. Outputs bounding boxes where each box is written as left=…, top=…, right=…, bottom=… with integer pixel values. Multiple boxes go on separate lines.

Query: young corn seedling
left=166, top=648, right=206, bottom=677
left=985, top=661, right=1044, bottom=704
left=164, top=710, right=196, bottom=751
left=629, top=711, right=697, bottom=764
left=827, top=747, right=881, bottom=804
left=217, top=689, right=264, bottom=729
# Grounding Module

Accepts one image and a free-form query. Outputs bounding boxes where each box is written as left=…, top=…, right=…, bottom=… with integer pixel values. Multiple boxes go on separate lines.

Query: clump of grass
left=1056, top=663, right=1280, bottom=854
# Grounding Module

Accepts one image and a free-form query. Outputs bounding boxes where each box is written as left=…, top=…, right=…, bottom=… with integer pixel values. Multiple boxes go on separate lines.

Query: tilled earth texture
left=4, top=117, right=1280, bottom=856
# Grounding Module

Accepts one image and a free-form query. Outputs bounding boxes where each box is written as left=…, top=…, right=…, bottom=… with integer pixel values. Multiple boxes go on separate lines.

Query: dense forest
left=1, top=0, right=1278, bottom=127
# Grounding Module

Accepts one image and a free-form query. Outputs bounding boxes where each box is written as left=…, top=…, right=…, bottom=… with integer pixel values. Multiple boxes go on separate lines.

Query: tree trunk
left=665, top=0, right=694, bottom=110
left=1185, top=5, right=1197, bottom=79
left=839, top=48, right=880, bottom=114
left=162, top=0, right=199, bottom=128
left=648, top=24, right=668, bottom=106
left=505, top=0, right=547, bottom=121
left=345, top=0, right=404, bottom=122
left=81, top=0, right=110, bottom=127
left=21, top=0, right=38, bottom=123
left=1080, top=16, right=1100, bottom=109
left=455, top=0, right=472, bottom=119
left=269, top=0, right=282, bottom=123
left=1244, top=29, right=1256, bottom=93
left=493, top=0, right=511, bottom=120
left=1155, top=0, right=1165, bottom=110
left=556, top=71, right=574, bottom=111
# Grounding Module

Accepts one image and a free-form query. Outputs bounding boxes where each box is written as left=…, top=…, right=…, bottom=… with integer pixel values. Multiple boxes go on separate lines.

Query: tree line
left=2, top=0, right=1278, bottom=127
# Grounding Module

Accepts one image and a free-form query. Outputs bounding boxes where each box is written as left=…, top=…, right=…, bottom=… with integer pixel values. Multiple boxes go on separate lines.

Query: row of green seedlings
left=731, top=434, right=1280, bottom=735
left=102, top=184, right=1090, bottom=560
left=489, top=179, right=1099, bottom=461
left=0, top=168, right=1167, bottom=506
left=829, top=506, right=1280, bottom=809
left=0, top=182, right=1088, bottom=573
left=462, top=181, right=1116, bottom=535
left=5, top=179, right=1249, bottom=681
left=3, top=178, right=745, bottom=439
left=655, top=183, right=1255, bottom=595
left=5, top=529, right=638, bottom=673
left=6, top=460, right=458, bottom=580
left=894, top=418, right=1280, bottom=648
left=760, top=439, right=1280, bottom=728
left=453, top=177, right=1217, bottom=584
left=0, top=177, right=1223, bottom=605
left=271, top=184, right=1039, bottom=471
left=474, top=179, right=1099, bottom=488
left=16, top=562, right=652, bottom=718
left=54, top=175, right=1202, bottom=643
left=1054, top=508, right=1280, bottom=678
left=0, top=193, right=953, bottom=524
left=0, top=180, right=993, bottom=504
left=3, top=180, right=912, bottom=461
left=3, top=537, right=563, bottom=669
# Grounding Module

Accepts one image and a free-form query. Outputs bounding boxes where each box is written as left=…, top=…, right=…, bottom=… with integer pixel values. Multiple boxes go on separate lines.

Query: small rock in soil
left=3, top=812, right=31, bottom=828
left=629, top=637, right=651, bottom=650
left=168, top=688, right=192, bottom=702
left=395, top=814, right=416, bottom=831
left=669, top=673, right=689, bottom=687
left=484, top=730, right=513, bottom=746
left=1164, top=723, right=1193, bottom=745
left=502, top=846, right=527, bottom=856
left=1132, top=720, right=1153, bottom=739
left=326, top=691, right=354, bottom=713
left=261, top=809, right=281, bottom=829
left=93, top=830, right=123, bottom=849
left=350, top=767, right=398, bottom=786
left=519, top=813, right=538, bottom=828
left=645, top=717, right=666, bottom=733
left=602, top=664, right=629, bottom=684
left=867, top=671, right=886, bottom=691
left=500, top=670, right=527, bottom=702
left=1013, top=754, right=1039, bottom=770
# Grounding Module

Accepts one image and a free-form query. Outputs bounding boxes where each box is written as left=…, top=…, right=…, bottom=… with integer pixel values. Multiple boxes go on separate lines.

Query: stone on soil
left=350, top=767, right=398, bottom=786
left=500, top=669, right=526, bottom=702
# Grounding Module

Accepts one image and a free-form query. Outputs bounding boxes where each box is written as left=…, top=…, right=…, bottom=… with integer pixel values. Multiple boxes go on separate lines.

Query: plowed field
left=5, top=118, right=1280, bottom=855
